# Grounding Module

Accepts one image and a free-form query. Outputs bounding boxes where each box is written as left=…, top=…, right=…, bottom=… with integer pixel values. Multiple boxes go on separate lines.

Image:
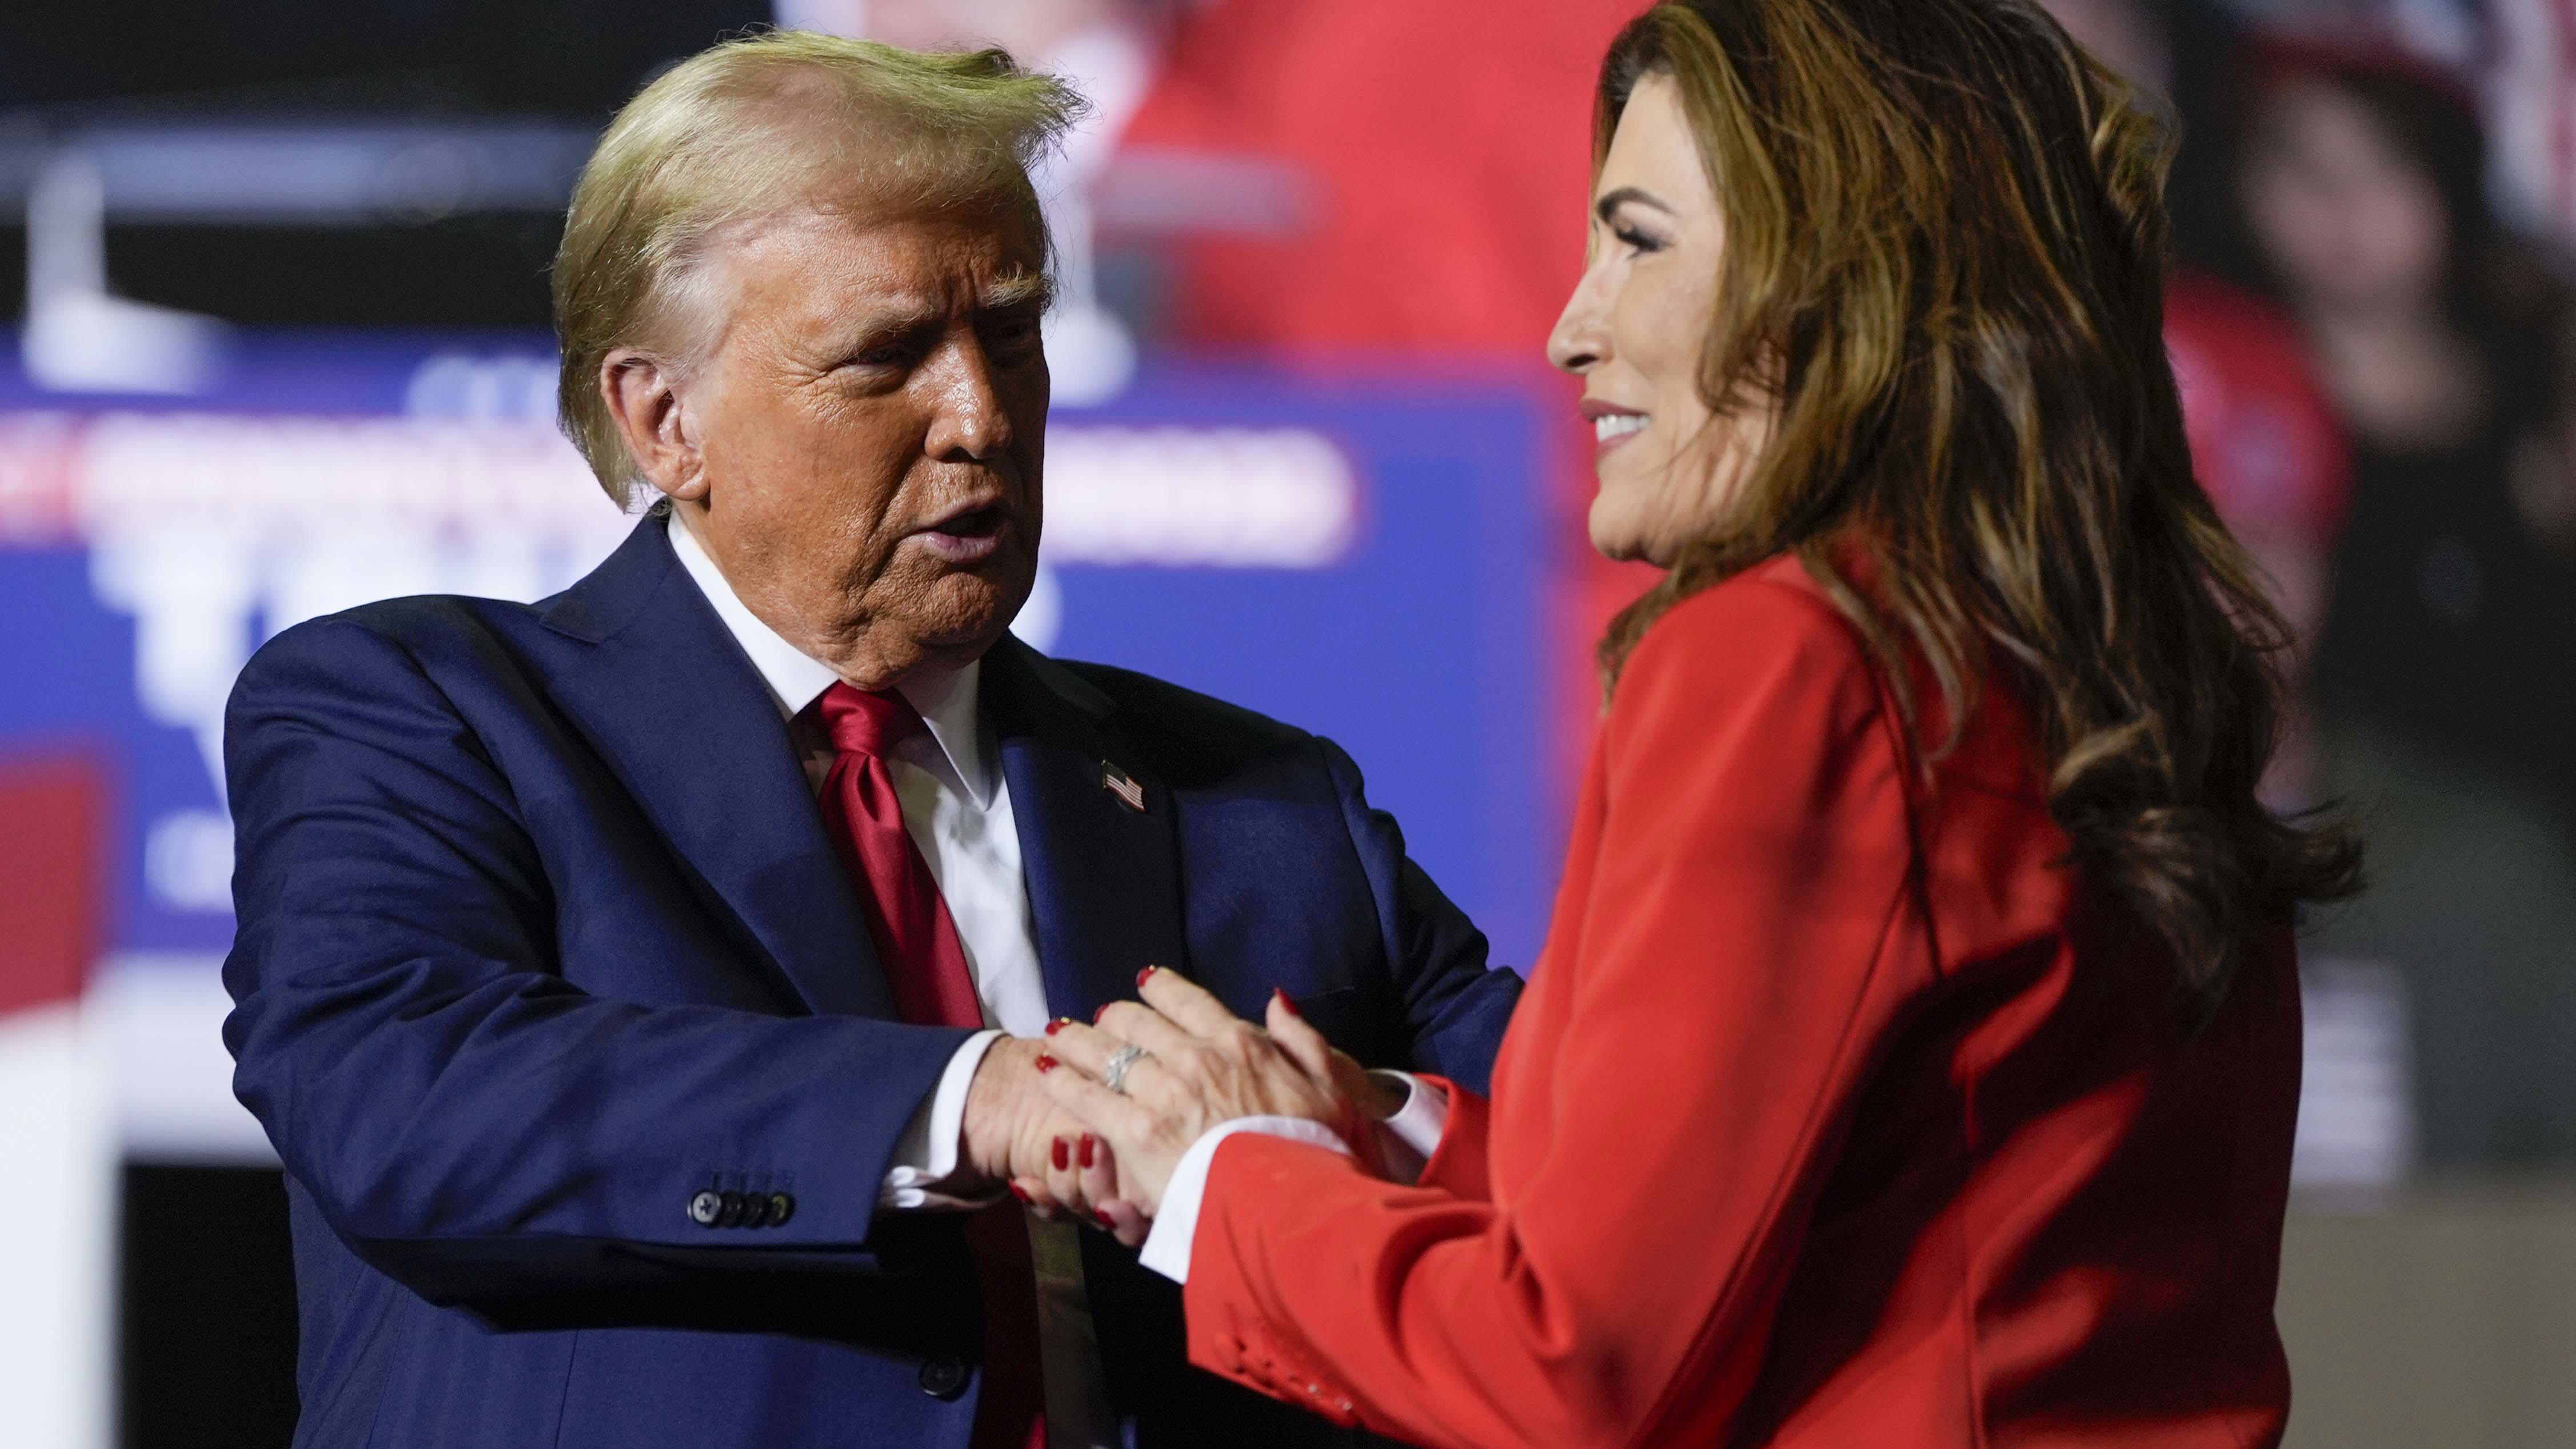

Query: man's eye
left=986, top=315, right=1045, bottom=352
left=841, top=343, right=914, bottom=371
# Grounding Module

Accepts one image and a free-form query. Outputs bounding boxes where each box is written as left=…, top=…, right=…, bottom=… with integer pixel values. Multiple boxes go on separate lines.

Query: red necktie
left=814, top=684, right=1048, bottom=1449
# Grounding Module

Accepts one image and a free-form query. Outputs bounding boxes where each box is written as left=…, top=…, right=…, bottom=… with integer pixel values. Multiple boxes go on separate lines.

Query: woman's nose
left=1548, top=269, right=1609, bottom=376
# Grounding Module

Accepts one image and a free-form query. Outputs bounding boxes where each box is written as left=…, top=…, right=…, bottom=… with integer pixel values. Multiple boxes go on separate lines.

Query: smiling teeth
left=1595, top=414, right=1648, bottom=443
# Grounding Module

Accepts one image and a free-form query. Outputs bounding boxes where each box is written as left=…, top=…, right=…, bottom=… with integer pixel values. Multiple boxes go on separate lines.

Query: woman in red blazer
left=1034, top=2, right=2361, bottom=1444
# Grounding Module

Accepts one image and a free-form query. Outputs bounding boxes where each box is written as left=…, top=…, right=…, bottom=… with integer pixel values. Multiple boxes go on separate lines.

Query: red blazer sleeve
left=1411, top=1074, right=1492, bottom=1203
left=1179, top=577, right=1936, bottom=1449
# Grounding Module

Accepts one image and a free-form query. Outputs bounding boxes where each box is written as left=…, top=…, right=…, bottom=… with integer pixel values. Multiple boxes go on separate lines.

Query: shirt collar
left=667, top=510, right=993, bottom=804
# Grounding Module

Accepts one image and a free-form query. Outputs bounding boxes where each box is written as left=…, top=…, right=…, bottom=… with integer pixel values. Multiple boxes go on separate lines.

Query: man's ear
left=600, top=349, right=708, bottom=504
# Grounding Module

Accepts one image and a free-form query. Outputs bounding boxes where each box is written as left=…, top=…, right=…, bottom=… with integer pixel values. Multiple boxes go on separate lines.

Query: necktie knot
left=817, top=682, right=923, bottom=759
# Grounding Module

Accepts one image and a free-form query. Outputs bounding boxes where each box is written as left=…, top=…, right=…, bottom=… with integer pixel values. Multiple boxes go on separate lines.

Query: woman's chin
left=1587, top=512, right=1674, bottom=569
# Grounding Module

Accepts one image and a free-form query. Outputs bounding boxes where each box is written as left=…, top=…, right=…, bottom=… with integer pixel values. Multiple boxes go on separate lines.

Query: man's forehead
left=726, top=204, right=1049, bottom=318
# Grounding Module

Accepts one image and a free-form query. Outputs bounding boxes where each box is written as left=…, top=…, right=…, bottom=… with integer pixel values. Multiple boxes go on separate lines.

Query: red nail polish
left=1044, top=1019, right=1064, bottom=1036
left=1052, top=1138, right=1070, bottom=1172
left=1008, top=1183, right=1032, bottom=1205
left=1035, top=1055, right=1058, bottom=1073
left=1093, top=1004, right=1112, bottom=1025
left=1094, top=1208, right=1116, bottom=1230
left=1078, top=1135, right=1096, bottom=1169
left=1273, top=988, right=1301, bottom=1019
left=1136, top=965, right=1159, bottom=989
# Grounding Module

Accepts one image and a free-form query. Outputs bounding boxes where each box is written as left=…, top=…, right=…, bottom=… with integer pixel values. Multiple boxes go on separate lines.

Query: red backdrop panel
left=0, top=755, right=107, bottom=1017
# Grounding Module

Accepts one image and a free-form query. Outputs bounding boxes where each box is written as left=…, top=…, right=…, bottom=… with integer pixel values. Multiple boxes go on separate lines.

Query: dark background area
left=0, top=2, right=761, bottom=117
left=121, top=1167, right=299, bottom=1448
left=0, top=0, right=764, bottom=329
left=102, top=221, right=566, bottom=329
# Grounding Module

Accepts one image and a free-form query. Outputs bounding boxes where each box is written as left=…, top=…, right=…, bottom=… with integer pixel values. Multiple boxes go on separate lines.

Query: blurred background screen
left=3, top=1, right=2572, bottom=1445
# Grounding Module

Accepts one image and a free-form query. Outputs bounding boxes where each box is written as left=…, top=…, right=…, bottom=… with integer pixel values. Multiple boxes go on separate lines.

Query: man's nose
left=922, top=334, right=1014, bottom=460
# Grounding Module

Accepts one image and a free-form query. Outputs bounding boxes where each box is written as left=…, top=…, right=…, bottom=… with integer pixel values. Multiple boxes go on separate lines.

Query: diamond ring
left=1101, top=1044, right=1151, bottom=1096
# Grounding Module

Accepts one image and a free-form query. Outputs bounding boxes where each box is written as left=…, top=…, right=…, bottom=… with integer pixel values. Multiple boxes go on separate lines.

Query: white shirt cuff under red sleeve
left=1372, top=1070, right=1451, bottom=1183
left=1137, top=1071, right=1453, bottom=1283
left=1139, top=1116, right=1352, bottom=1283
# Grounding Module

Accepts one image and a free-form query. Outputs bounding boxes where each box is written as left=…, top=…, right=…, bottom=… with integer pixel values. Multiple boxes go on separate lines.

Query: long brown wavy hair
left=1595, top=0, right=2361, bottom=1016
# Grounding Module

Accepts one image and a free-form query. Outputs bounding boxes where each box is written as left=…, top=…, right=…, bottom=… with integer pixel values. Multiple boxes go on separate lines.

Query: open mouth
left=1587, top=410, right=1648, bottom=453
left=912, top=500, right=1010, bottom=564
left=929, top=504, right=1004, bottom=540
left=1580, top=400, right=1650, bottom=458
left=1593, top=413, right=1649, bottom=446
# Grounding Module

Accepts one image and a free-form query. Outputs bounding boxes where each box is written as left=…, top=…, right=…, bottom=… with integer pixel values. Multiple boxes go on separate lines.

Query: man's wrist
left=961, top=1034, right=1044, bottom=1188
left=881, top=1030, right=1003, bottom=1209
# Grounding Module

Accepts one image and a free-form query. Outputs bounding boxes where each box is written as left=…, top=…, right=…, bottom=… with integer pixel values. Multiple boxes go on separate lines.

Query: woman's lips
left=1591, top=410, right=1650, bottom=460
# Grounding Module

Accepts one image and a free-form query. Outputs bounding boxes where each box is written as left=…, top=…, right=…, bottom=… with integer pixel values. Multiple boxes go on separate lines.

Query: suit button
left=918, top=1355, right=969, bottom=1400
left=688, top=1190, right=724, bottom=1227
left=717, top=1190, right=750, bottom=1227
left=764, top=1192, right=796, bottom=1227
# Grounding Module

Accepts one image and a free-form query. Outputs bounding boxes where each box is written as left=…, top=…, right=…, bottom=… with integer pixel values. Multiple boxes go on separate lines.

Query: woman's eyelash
left=1612, top=223, right=1666, bottom=254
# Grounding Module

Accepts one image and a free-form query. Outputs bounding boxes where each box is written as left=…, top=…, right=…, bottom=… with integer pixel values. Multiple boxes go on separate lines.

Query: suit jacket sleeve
left=221, top=618, right=975, bottom=1308
left=1178, top=581, right=1932, bottom=1449
left=1317, top=739, right=1521, bottom=1094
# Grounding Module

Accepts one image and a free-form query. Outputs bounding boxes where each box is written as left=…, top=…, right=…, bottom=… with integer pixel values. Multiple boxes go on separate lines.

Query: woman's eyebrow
left=1594, top=186, right=1675, bottom=225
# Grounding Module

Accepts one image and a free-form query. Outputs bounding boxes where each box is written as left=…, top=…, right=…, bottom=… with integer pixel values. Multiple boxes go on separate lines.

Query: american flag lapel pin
left=1101, top=761, right=1147, bottom=813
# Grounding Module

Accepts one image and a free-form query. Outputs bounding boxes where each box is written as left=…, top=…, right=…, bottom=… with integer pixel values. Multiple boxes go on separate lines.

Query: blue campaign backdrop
left=2, top=332, right=1562, bottom=993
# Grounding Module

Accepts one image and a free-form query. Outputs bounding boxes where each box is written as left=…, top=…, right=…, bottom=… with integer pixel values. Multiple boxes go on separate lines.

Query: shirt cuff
left=1367, top=1071, right=1451, bottom=1186
left=1137, top=1116, right=1352, bottom=1283
left=880, top=1029, right=1004, bottom=1211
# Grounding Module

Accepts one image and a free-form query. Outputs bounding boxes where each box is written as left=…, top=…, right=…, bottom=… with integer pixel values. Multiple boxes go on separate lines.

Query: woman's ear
left=600, top=349, right=708, bottom=504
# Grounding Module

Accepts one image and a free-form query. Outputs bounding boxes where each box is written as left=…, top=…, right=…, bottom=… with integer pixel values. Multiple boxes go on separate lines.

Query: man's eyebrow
left=842, top=274, right=1050, bottom=337
left=1593, top=186, right=1674, bottom=225
left=979, top=273, right=1055, bottom=312
left=832, top=276, right=1052, bottom=346
left=846, top=297, right=945, bottom=336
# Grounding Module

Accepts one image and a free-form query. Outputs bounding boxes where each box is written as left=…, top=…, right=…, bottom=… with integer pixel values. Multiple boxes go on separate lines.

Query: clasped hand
left=965, top=968, right=1390, bottom=1248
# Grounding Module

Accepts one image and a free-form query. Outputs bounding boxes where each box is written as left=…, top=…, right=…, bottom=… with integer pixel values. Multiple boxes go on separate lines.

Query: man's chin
left=908, top=566, right=1034, bottom=657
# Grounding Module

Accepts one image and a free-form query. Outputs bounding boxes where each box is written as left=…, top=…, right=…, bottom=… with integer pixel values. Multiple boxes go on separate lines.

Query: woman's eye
left=1612, top=223, right=1667, bottom=256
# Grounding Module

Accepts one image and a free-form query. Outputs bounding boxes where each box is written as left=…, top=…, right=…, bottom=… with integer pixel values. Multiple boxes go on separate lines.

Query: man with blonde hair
left=219, top=31, right=1516, bottom=1449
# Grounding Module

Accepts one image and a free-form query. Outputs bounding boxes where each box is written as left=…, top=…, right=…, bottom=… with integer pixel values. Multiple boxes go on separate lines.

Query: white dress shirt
left=670, top=516, right=1119, bottom=1447
left=669, top=512, right=1453, bottom=1427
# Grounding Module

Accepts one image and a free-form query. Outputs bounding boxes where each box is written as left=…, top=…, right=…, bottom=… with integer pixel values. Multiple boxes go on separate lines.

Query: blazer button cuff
left=918, top=1355, right=969, bottom=1400
left=764, top=1191, right=796, bottom=1227
left=688, top=1190, right=724, bottom=1227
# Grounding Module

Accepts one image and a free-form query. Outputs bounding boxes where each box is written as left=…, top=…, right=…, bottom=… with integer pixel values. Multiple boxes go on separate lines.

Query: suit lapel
left=985, top=639, right=1189, bottom=1023
left=541, top=516, right=893, bottom=1019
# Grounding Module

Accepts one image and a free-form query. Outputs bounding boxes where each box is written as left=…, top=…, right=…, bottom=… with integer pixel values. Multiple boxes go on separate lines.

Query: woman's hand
left=1005, top=1117, right=1132, bottom=1235
left=1033, top=967, right=1377, bottom=1223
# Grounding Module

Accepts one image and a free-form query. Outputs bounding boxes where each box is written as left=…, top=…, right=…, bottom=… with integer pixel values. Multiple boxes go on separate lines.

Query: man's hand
left=960, top=1035, right=1125, bottom=1223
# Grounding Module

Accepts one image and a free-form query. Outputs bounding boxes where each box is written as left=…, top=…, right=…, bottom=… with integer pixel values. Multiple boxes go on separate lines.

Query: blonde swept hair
left=552, top=30, right=1085, bottom=505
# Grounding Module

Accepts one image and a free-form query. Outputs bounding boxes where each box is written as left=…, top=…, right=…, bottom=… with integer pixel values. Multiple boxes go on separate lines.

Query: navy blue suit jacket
left=221, top=514, right=1520, bottom=1449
